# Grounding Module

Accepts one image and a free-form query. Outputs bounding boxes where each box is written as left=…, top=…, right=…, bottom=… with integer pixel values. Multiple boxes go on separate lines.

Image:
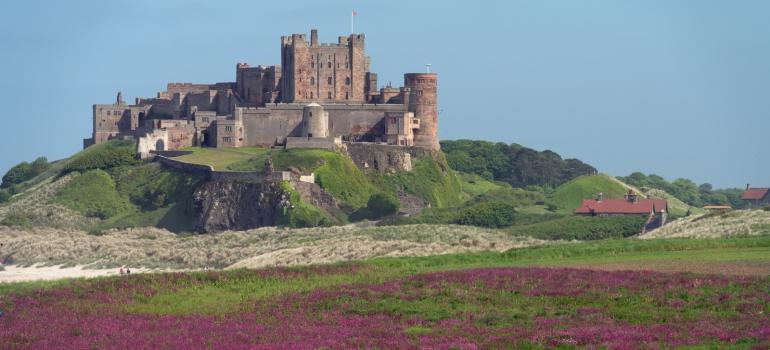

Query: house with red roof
left=741, top=185, right=770, bottom=207
left=575, top=191, right=668, bottom=231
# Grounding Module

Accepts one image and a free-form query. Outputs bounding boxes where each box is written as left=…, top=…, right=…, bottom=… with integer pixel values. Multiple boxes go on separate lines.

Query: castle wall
left=235, top=103, right=405, bottom=146
left=236, top=64, right=281, bottom=106
left=159, top=83, right=212, bottom=99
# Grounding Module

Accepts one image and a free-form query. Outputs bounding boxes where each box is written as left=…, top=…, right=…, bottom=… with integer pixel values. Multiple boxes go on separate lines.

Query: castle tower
left=301, top=103, right=329, bottom=138
left=280, top=30, right=370, bottom=104
left=404, top=73, right=439, bottom=150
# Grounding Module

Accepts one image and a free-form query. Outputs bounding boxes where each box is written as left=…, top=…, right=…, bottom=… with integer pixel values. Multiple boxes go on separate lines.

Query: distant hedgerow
left=507, top=215, right=648, bottom=240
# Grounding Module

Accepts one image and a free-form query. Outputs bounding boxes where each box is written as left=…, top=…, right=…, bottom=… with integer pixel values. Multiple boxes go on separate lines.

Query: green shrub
left=111, top=163, right=203, bottom=211
left=0, top=189, right=10, bottom=203
left=507, top=215, right=648, bottom=240
left=366, top=193, right=399, bottom=216
left=1, top=162, right=32, bottom=188
left=30, top=157, right=50, bottom=176
left=1, top=213, right=30, bottom=227
left=64, top=140, right=137, bottom=174
left=763, top=205, right=770, bottom=212
left=453, top=201, right=517, bottom=228
left=351, top=193, right=400, bottom=221
left=54, top=170, right=130, bottom=219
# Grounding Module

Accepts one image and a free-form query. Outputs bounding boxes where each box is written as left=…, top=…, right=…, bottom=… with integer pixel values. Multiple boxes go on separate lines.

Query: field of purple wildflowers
left=1, top=264, right=768, bottom=349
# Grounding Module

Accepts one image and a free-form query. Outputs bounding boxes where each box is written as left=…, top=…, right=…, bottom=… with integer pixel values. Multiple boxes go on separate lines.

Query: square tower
left=280, top=29, right=374, bottom=103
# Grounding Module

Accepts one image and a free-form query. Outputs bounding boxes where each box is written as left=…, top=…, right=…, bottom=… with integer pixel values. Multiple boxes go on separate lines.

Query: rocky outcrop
left=192, top=180, right=290, bottom=233
left=343, top=142, right=428, bottom=173
left=292, top=181, right=340, bottom=217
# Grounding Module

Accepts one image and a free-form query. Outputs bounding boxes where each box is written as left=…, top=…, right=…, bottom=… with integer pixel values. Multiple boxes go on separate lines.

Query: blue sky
left=0, top=0, right=767, bottom=188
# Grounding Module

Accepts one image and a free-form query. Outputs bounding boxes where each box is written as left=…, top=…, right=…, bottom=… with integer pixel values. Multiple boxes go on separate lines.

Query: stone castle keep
left=84, top=29, right=439, bottom=156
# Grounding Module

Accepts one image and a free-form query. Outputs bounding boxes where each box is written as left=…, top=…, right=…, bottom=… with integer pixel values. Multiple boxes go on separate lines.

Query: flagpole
left=351, top=11, right=354, bottom=34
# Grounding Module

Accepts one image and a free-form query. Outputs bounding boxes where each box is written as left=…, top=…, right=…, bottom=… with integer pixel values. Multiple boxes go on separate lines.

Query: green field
left=2, top=235, right=768, bottom=348
left=127, top=235, right=770, bottom=315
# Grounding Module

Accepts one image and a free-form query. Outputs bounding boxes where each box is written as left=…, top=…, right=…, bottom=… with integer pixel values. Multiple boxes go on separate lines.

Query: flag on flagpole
left=352, top=10, right=357, bottom=16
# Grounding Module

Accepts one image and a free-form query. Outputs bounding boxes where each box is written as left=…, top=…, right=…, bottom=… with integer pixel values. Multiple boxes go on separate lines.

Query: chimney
left=747, top=184, right=751, bottom=191
left=310, top=29, right=318, bottom=46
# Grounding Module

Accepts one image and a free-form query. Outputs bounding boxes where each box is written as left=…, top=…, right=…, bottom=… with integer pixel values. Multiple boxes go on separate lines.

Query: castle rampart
left=86, top=29, right=441, bottom=153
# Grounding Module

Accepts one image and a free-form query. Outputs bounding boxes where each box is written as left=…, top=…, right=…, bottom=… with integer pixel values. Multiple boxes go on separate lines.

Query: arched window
left=345, top=77, right=350, bottom=85
left=327, top=91, right=332, bottom=99
left=310, top=92, right=314, bottom=98
left=327, top=62, right=331, bottom=68
left=310, top=77, right=315, bottom=85
left=311, top=61, right=314, bottom=68
left=327, top=77, right=332, bottom=85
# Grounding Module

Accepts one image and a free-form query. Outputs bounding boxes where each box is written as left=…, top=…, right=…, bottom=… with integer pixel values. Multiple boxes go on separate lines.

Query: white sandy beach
left=0, top=264, right=153, bottom=283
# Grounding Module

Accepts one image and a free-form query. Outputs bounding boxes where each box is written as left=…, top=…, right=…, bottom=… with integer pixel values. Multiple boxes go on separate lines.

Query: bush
left=453, top=201, right=517, bottom=228
left=763, top=205, right=770, bottom=212
left=1, top=162, right=32, bottom=188
left=507, top=215, right=648, bottom=240
left=351, top=193, right=401, bottom=221
left=1, top=213, right=30, bottom=227
left=54, top=170, right=130, bottom=219
left=111, top=164, right=203, bottom=211
left=30, top=157, right=50, bottom=176
left=65, top=140, right=137, bottom=174
left=0, top=189, right=10, bottom=203
left=1, top=157, right=50, bottom=189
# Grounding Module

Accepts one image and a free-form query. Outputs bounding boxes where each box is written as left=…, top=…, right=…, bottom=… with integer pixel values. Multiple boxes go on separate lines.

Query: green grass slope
left=641, top=187, right=704, bottom=217
left=179, top=147, right=462, bottom=211
left=551, top=174, right=633, bottom=211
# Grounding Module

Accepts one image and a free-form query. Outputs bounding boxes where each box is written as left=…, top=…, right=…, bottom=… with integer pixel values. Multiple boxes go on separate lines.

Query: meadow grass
left=175, top=146, right=268, bottom=170
left=2, top=235, right=769, bottom=348
left=109, top=235, right=770, bottom=316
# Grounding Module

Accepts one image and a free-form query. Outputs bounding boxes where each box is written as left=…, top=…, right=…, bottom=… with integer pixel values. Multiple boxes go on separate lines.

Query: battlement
left=88, top=29, right=440, bottom=152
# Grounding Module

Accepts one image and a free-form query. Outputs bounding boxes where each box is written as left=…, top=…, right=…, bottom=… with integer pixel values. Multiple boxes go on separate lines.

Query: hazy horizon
left=1, top=0, right=768, bottom=188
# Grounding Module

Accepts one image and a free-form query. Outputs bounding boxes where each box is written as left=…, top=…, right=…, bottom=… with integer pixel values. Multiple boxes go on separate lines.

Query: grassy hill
left=0, top=140, right=463, bottom=232
left=550, top=174, right=631, bottom=211
left=642, top=187, right=705, bottom=217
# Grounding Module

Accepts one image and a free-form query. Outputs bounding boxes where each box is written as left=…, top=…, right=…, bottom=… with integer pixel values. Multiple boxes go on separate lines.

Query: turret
left=310, top=29, right=318, bottom=46
left=404, top=73, right=439, bottom=150
left=302, top=103, right=329, bottom=138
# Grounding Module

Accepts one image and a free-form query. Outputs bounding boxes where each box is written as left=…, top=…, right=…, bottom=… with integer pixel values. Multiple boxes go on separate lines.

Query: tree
left=366, top=193, right=399, bottom=217
left=1, top=162, right=32, bottom=188
left=30, top=157, right=50, bottom=176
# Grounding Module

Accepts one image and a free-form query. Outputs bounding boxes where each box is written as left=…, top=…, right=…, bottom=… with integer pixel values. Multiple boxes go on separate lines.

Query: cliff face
left=192, top=180, right=290, bottom=233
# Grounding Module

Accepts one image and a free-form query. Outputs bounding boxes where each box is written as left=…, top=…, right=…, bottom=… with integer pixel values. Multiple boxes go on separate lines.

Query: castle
left=84, top=29, right=439, bottom=156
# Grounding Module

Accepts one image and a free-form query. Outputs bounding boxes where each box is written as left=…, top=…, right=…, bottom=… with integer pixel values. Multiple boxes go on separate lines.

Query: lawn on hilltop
left=1, top=235, right=769, bottom=349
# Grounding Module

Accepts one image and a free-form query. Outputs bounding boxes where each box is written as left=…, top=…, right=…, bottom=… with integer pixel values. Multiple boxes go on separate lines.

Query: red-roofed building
left=741, top=185, right=770, bottom=207
left=575, top=191, right=668, bottom=231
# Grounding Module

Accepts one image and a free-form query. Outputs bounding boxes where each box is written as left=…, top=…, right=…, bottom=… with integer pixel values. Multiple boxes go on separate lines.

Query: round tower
left=302, top=103, right=329, bottom=138
left=404, top=73, right=439, bottom=150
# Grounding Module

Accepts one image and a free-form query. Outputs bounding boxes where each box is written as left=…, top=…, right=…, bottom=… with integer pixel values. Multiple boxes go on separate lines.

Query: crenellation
left=86, top=29, right=440, bottom=154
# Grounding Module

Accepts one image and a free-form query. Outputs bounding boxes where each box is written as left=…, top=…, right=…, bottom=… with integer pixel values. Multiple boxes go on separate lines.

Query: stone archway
left=155, top=139, right=166, bottom=152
